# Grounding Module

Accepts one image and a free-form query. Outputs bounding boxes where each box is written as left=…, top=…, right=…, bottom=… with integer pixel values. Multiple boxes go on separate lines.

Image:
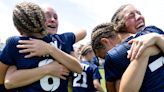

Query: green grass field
left=99, top=68, right=106, bottom=92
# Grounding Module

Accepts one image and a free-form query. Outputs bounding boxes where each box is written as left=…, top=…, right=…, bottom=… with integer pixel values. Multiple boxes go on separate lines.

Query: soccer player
left=96, top=3, right=163, bottom=92
left=119, top=33, right=164, bottom=92
left=72, top=45, right=104, bottom=92
left=5, top=4, right=86, bottom=84
left=0, top=2, right=82, bottom=92
left=91, top=22, right=164, bottom=92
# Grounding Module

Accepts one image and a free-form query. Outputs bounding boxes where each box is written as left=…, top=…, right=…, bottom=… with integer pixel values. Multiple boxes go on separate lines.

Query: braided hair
left=91, top=22, right=117, bottom=56
left=13, top=2, right=46, bottom=36
left=111, top=4, right=131, bottom=32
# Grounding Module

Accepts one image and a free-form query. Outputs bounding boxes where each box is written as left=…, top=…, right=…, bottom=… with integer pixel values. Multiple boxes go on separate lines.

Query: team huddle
left=0, top=1, right=164, bottom=92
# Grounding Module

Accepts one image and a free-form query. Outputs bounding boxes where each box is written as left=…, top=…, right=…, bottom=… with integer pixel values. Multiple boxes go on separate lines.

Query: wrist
left=40, top=65, right=50, bottom=75
left=45, top=43, right=53, bottom=55
left=141, top=48, right=150, bottom=57
left=48, top=44, right=60, bottom=57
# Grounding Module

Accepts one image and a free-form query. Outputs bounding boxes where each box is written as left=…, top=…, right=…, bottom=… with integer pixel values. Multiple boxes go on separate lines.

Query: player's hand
left=17, top=38, right=50, bottom=58
left=45, top=61, right=70, bottom=80
left=127, top=33, right=159, bottom=60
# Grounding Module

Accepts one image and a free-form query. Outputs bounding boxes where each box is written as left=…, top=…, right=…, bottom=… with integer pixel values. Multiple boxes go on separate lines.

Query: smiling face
left=44, top=7, right=58, bottom=34
left=122, top=5, right=145, bottom=33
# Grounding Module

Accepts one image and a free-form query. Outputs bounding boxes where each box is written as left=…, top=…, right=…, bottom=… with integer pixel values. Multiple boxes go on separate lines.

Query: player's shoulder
left=6, top=36, right=31, bottom=43
left=81, top=61, right=90, bottom=71
left=108, top=42, right=129, bottom=58
left=59, top=32, right=74, bottom=38
left=145, top=25, right=161, bottom=30
left=53, top=32, right=75, bottom=43
left=144, top=25, right=164, bottom=34
left=5, top=36, right=21, bottom=46
left=4, top=36, right=33, bottom=51
left=105, top=42, right=130, bottom=66
left=6, top=36, right=19, bottom=41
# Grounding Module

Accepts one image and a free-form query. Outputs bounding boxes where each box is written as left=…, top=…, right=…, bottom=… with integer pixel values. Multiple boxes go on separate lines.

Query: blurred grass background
left=99, top=68, right=106, bottom=92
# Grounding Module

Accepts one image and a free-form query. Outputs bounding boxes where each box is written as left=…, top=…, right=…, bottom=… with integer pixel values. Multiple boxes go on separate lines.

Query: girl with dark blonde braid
left=0, top=2, right=82, bottom=92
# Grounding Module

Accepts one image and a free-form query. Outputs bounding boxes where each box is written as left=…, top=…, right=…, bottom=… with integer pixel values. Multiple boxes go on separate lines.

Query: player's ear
left=101, top=38, right=110, bottom=47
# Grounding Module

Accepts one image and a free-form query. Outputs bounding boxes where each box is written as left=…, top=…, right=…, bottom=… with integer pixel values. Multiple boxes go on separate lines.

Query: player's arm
left=156, top=35, right=164, bottom=52
left=0, top=62, right=9, bottom=84
left=47, top=43, right=82, bottom=73
left=106, top=81, right=117, bottom=92
left=74, top=28, right=86, bottom=43
left=119, top=46, right=160, bottom=92
left=93, top=79, right=104, bottom=92
left=128, top=33, right=164, bottom=60
left=92, top=66, right=104, bottom=92
left=5, top=61, right=69, bottom=89
left=17, top=39, right=82, bottom=73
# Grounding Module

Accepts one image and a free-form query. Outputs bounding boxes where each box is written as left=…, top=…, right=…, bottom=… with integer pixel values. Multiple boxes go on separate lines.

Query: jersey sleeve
left=104, top=44, right=130, bottom=82
left=60, top=32, right=76, bottom=53
left=145, top=25, right=164, bottom=34
left=64, top=32, right=76, bottom=51
left=0, top=36, right=18, bottom=65
left=104, top=54, right=120, bottom=82
left=0, top=84, right=6, bottom=92
left=67, top=32, right=76, bottom=44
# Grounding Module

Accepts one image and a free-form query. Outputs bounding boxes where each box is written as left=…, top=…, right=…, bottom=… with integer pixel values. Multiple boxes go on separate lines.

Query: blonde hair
left=13, top=2, right=46, bottom=35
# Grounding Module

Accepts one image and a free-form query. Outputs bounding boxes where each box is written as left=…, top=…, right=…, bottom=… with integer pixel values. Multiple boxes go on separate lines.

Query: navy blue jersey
left=0, top=84, right=15, bottom=92
left=91, top=56, right=99, bottom=66
left=0, top=84, right=6, bottom=92
left=104, top=26, right=164, bottom=92
left=0, top=32, right=75, bottom=92
left=72, top=61, right=101, bottom=92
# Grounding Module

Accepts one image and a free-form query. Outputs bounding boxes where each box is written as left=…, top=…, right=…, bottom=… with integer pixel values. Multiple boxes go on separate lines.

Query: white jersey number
left=73, top=64, right=89, bottom=88
left=73, top=72, right=88, bottom=88
left=39, top=59, right=60, bottom=91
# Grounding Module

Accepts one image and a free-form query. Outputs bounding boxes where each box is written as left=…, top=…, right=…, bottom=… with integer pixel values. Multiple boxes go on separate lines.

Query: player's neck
left=118, top=33, right=132, bottom=42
